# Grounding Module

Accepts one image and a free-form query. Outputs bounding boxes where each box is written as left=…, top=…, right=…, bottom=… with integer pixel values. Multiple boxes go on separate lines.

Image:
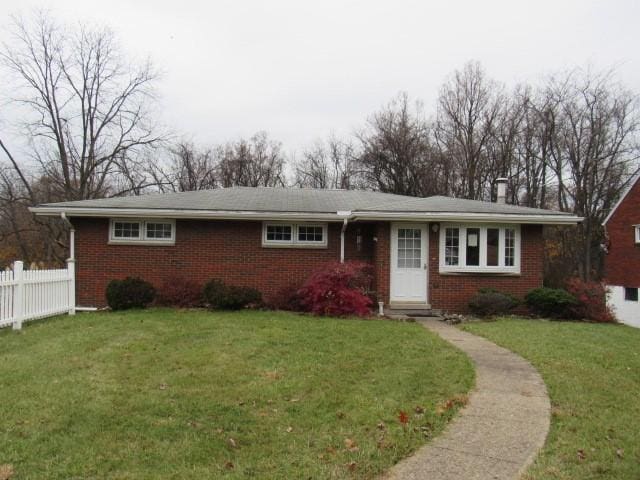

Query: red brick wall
left=72, top=217, right=545, bottom=312
left=604, top=178, right=640, bottom=287
left=72, top=218, right=376, bottom=307
left=427, top=224, right=544, bottom=312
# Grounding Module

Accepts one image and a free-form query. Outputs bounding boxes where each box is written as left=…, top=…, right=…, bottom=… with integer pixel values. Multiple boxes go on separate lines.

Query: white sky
left=2, top=0, right=640, bottom=157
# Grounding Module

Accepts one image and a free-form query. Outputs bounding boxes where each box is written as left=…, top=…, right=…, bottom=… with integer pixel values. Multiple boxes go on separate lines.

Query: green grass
left=0, top=309, right=473, bottom=479
left=462, top=318, right=640, bottom=480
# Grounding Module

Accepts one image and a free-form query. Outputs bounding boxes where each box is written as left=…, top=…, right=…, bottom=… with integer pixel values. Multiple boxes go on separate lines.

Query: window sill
left=439, top=268, right=521, bottom=276
left=108, top=240, right=175, bottom=246
left=262, top=243, right=328, bottom=249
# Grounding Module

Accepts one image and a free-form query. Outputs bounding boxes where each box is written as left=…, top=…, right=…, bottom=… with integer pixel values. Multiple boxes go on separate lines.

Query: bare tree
left=435, top=61, right=503, bottom=200
left=356, top=92, right=444, bottom=196
left=294, top=136, right=359, bottom=189
left=0, top=11, right=165, bottom=263
left=545, top=69, right=640, bottom=279
left=0, top=12, right=164, bottom=201
left=146, top=141, right=217, bottom=192
left=217, top=132, right=285, bottom=187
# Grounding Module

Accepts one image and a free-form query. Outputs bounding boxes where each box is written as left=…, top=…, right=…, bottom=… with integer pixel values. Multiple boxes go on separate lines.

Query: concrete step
left=385, top=308, right=443, bottom=318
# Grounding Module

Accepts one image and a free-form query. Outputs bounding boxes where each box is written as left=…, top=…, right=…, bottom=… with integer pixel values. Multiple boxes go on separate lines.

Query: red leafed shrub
left=565, top=278, right=616, bottom=323
left=266, top=283, right=304, bottom=311
left=297, top=261, right=373, bottom=317
left=155, top=278, right=204, bottom=308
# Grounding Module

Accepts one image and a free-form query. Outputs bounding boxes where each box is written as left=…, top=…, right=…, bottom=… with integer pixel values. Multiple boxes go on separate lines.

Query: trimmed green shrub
left=468, top=290, right=519, bottom=317
left=106, top=277, right=156, bottom=311
left=203, top=279, right=262, bottom=310
left=525, top=287, right=577, bottom=318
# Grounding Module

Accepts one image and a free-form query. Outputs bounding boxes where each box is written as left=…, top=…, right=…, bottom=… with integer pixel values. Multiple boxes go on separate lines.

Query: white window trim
left=262, top=222, right=328, bottom=248
left=439, top=223, right=521, bottom=274
left=634, top=225, right=640, bottom=244
left=109, top=218, right=176, bottom=245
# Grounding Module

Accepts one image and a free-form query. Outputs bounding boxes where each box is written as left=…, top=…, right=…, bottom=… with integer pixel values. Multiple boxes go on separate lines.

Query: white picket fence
left=0, top=260, right=75, bottom=330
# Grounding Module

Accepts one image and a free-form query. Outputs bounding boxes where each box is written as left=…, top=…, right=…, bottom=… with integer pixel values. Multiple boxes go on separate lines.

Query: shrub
left=106, top=277, right=156, bottom=311
left=565, top=278, right=616, bottom=323
left=525, top=287, right=577, bottom=318
left=266, top=283, right=304, bottom=311
left=155, top=278, right=204, bottom=308
left=203, top=279, right=262, bottom=310
left=297, top=261, right=373, bottom=317
left=468, top=290, right=519, bottom=317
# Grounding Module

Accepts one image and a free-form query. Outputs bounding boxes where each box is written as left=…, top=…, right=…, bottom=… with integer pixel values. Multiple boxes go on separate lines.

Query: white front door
left=390, top=223, right=428, bottom=303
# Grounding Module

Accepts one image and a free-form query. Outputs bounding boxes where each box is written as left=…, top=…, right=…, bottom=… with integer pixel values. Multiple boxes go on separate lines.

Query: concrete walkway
left=383, top=319, right=550, bottom=480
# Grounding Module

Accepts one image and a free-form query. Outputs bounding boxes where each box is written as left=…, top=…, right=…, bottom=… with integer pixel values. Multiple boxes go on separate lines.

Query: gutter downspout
left=60, top=212, right=75, bottom=260
left=340, top=218, right=348, bottom=263
left=60, top=212, right=76, bottom=315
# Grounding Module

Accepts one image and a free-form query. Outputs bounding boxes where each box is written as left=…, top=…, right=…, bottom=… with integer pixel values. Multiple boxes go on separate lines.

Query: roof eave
left=29, top=206, right=348, bottom=221
left=351, top=211, right=582, bottom=225
left=30, top=206, right=582, bottom=225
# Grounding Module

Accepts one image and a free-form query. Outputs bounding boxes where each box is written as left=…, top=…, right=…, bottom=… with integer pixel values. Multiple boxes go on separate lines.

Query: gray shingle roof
left=37, top=186, right=572, bottom=216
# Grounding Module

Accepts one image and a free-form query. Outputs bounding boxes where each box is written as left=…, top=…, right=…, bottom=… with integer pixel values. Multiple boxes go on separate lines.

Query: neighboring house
left=31, top=183, right=580, bottom=313
left=603, top=173, right=640, bottom=327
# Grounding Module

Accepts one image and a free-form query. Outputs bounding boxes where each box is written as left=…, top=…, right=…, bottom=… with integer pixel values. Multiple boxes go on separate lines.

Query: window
left=466, top=228, right=480, bottom=266
left=487, top=228, right=500, bottom=266
left=109, top=219, right=175, bottom=244
left=439, top=224, right=520, bottom=273
left=113, top=221, right=141, bottom=240
left=625, top=287, right=638, bottom=302
left=266, top=224, right=292, bottom=242
left=297, top=225, right=324, bottom=243
left=444, top=228, right=460, bottom=266
left=635, top=225, right=640, bottom=244
left=262, top=222, right=327, bottom=247
left=146, top=222, right=173, bottom=239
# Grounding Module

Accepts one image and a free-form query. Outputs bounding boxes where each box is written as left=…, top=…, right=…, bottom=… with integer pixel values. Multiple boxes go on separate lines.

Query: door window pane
left=398, top=228, right=421, bottom=268
left=466, top=228, right=480, bottom=266
left=486, top=228, right=499, bottom=266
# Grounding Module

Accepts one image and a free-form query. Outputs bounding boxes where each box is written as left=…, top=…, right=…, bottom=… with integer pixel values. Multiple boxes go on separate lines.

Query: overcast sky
left=3, top=0, right=640, bottom=156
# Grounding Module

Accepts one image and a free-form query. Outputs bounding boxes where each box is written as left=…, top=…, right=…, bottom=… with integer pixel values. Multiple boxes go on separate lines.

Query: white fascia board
left=30, top=206, right=583, bottom=225
left=29, top=207, right=346, bottom=222
left=351, top=211, right=582, bottom=225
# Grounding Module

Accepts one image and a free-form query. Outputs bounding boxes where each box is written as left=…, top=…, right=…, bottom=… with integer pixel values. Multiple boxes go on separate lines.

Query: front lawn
left=463, top=319, right=640, bottom=480
left=0, top=309, right=473, bottom=479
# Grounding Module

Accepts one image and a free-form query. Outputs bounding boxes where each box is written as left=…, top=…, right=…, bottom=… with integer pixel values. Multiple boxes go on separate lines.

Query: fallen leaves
left=262, top=370, right=282, bottom=380
left=227, top=438, right=238, bottom=449
left=436, top=395, right=468, bottom=415
left=616, top=448, right=624, bottom=459
left=223, top=461, right=234, bottom=470
left=398, top=410, right=409, bottom=425
left=577, top=449, right=586, bottom=461
left=345, top=461, right=357, bottom=472
left=344, top=438, right=359, bottom=452
left=0, top=465, right=14, bottom=480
